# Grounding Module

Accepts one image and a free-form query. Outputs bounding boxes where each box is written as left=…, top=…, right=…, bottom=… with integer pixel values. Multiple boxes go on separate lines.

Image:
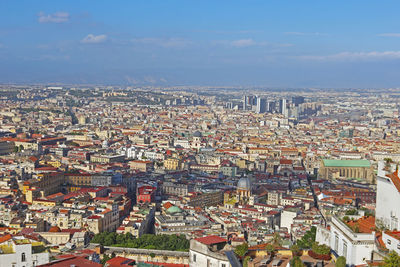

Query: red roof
left=163, top=202, right=174, bottom=210
left=0, top=234, right=12, bottom=243
left=194, top=235, right=227, bottom=245
left=106, top=256, right=135, bottom=266
left=37, top=256, right=102, bottom=267
left=385, top=231, right=400, bottom=241
left=144, top=262, right=189, bottom=267
left=280, top=159, right=293, bottom=165
left=346, top=216, right=375, bottom=233
left=387, top=172, right=400, bottom=193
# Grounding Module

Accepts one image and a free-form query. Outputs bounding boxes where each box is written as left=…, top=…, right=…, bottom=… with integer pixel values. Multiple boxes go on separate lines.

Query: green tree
left=297, top=226, right=316, bottom=249
left=243, top=256, right=251, bottom=267
left=265, top=244, right=276, bottom=258
left=116, top=233, right=126, bottom=244
left=103, top=232, right=117, bottom=246
left=290, top=256, right=305, bottom=267
left=383, top=251, right=400, bottom=267
left=290, top=244, right=302, bottom=257
left=311, top=242, right=331, bottom=255
left=342, top=216, right=350, bottom=222
left=272, top=232, right=282, bottom=247
left=101, top=254, right=114, bottom=265
left=335, top=256, right=346, bottom=267
left=91, top=233, right=190, bottom=251
left=234, top=243, right=248, bottom=258
left=345, top=209, right=358, bottom=215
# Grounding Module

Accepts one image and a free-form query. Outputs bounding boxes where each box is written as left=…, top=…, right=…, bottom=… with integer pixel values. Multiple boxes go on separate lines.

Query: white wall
left=189, top=250, right=230, bottom=267
left=376, top=162, right=400, bottom=230
left=280, top=210, right=298, bottom=233
left=382, top=232, right=400, bottom=254
left=0, top=243, right=48, bottom=267
left=330, top=217, right=374, bottom=266
left=189, top=240, right=231, bottom=267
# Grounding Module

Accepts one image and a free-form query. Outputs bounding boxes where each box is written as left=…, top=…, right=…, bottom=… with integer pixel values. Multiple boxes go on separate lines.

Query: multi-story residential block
left=162, top=181, right=192, bottom=197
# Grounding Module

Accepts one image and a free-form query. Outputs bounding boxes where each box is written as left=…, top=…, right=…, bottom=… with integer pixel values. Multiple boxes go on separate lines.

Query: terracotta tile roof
left=387, top=172, right=400, bottom=193
left=346, top=216, right=375, bottom=233
left=194, top=235, right=227, bottom=245
left=385, top=231, right=400, bottom=241
left=280, top=159, right=293, bottom=165
left=144, top=262, right=189, bottom=267
left=106, top=256, right=135, bottom=266
left=0, top=234, right=12, bottom=244
left=37, top=256, right=102, bottom=267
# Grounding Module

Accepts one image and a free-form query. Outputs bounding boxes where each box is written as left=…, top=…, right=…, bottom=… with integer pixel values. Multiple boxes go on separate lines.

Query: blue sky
left=1, top=1, right=400, bottom=87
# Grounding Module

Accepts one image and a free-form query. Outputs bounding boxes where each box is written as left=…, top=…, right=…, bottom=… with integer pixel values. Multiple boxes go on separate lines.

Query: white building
left=329, top=216, right=375, bottom=266
left=119, top=147, right=138, bottom=159
left=0, top=235, right=49, bottom=267
left=376, top=161, right=400, bottom=230
left=189, top=236, right=238, bottom=267
left=174, top=139, right=190, bottom=149
left=280, top=208, right=300, bottom=233
left=382, top=231, right=400, bottom=255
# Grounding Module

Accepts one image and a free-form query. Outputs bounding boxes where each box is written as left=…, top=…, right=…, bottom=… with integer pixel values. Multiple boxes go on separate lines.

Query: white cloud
left=231, top=39, right=256, bottom=47
left=225, top=39, right=292, bottom=48
left=132, top=38, right=191, bottom=48
left=299, top=51, right=400, bottom=61
left=378, top=33, right=400, bottom=37
left=284, top=32, right=327, bottom=36
left=81, top=34, right=108, bottom=44
left=38, top=12, right=70, bottom=23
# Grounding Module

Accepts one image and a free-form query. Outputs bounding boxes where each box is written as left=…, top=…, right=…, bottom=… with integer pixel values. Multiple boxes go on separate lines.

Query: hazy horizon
left=2, top=1, right=400, bottom=88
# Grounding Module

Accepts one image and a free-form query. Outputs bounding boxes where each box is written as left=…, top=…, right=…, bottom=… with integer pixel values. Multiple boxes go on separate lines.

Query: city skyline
left=1, top=1, right=400, bottom=88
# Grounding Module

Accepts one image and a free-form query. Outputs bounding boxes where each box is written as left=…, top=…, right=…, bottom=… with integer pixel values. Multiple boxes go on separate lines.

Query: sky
left=1, top=0, right=400, bottom=88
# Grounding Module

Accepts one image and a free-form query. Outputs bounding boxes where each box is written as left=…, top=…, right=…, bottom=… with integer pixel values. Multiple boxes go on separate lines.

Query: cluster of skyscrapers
left=241, top=95, right=305, bottom=118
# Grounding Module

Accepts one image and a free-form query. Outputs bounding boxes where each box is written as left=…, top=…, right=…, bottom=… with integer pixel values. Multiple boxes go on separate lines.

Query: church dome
left=166, top=206, right=183, bottom=214
left=49, top=226, right=61, bottom=232
left=237, top=177, right=251, bottom=190
left=193, top=131, right=202, bottom=137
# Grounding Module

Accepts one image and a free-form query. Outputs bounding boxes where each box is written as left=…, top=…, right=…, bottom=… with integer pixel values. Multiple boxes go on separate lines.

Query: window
left=388, top=239, right=392, bottom=245
left=334, top=235, right=339, bottom=252
left=193, top=253, right=196, bottom=262
left=397, top=243, right=400, bottom=250
left=343, top=241, right=347, bottom=258
left=21, top=252, right=26, bottom=262
left=222, top=264, right=226, bottom=267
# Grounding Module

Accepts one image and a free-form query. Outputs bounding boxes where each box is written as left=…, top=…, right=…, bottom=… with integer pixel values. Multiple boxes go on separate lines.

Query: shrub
left=290, top=244, right=303, bottom=257
left=309, top=242, right=331, bottom=261
left=311, top=242, right=331, bottom=255
left=234, top=243, right=248, bottom=258
left=290, top=256, right=306, bottom=267
left=296, top=226, right=316, bottom=249
left=308, top=250, right=331, bottom=261
left=335, top=256, right=346, bottom=267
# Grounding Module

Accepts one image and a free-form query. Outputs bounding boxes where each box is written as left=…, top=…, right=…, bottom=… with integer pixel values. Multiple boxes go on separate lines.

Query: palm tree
left=272, top=232, right=282, bottom=247
left=290, top=244, right=302, bottom=257
left=266, top=244, right=276, bottom=258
